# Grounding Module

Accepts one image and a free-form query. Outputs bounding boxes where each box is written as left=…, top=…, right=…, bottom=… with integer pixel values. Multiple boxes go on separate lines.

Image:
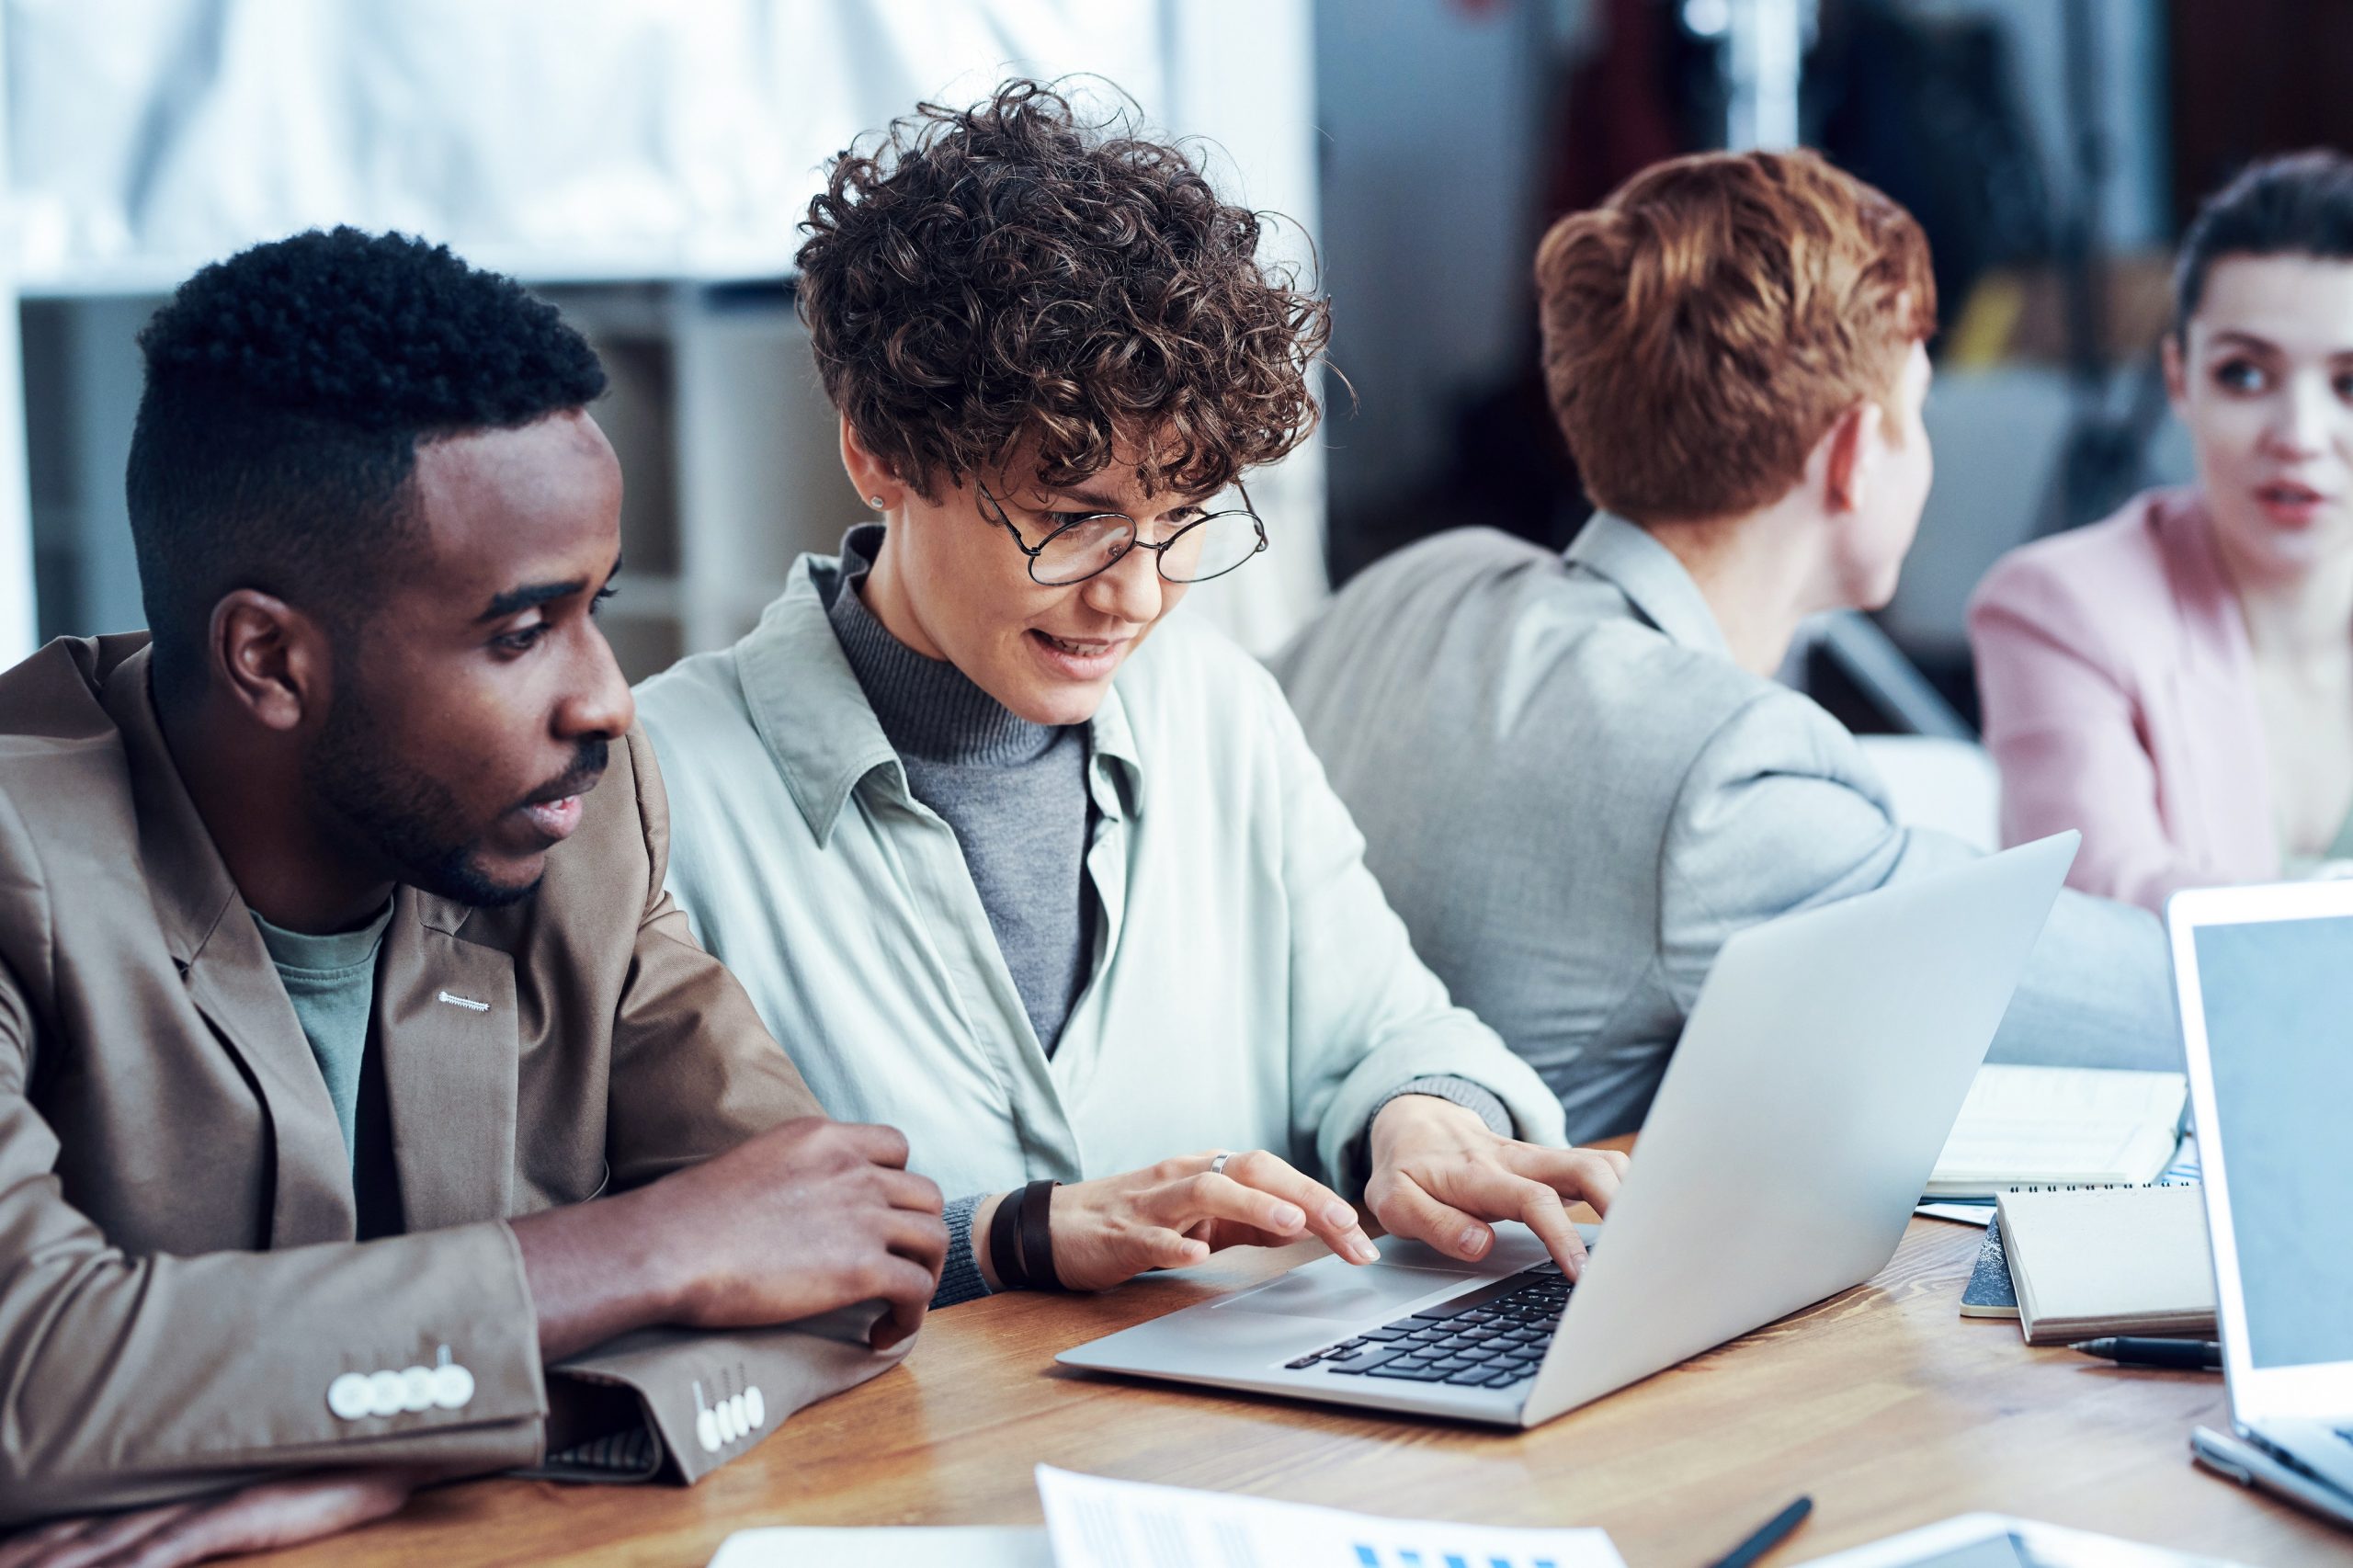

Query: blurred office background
left=4, top=0, right=2348, bottom=736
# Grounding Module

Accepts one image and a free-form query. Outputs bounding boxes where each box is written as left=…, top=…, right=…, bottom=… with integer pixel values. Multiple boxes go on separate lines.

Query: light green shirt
left=251, top=902, right=393, bottom=1164
left=634, top=548, right=1568, bottom=1207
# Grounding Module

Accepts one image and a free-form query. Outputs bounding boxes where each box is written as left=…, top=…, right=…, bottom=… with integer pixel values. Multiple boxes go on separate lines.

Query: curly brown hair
left=796, top=78, right=1330, bottom=501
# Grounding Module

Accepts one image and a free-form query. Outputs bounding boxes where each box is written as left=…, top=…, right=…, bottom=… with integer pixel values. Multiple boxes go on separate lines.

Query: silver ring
left=1208, top=1151, right=1236, bottom=1176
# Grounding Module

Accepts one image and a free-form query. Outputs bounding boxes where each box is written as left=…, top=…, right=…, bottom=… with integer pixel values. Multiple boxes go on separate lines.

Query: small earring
left=868, top=494, right=886, bottom=509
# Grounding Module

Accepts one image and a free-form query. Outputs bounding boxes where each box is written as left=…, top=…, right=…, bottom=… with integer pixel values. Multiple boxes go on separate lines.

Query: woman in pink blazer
left=1971, top=152, right=2353, bottom=911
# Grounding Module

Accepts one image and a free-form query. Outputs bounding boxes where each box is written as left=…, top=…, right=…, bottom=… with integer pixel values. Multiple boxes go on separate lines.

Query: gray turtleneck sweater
left=827, top=529, right=1094, bottom=1052
left=824, top=526, right=1515, bottom=1307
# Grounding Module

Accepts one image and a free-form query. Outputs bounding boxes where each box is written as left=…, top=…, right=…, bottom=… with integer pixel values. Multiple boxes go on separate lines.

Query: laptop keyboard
left=1280, top=1262, right=1573, bottom=1391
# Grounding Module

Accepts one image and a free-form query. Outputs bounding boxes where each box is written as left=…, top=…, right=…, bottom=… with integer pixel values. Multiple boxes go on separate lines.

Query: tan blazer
left=0, top=634, right=897, bottom=1522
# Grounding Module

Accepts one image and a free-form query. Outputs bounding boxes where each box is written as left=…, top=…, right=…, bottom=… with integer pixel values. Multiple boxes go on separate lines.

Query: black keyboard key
left=1366, top=1363, right=1455, bottom=1382
left=1323, top=1350, right=1404, bottom=1376
left=1445, top=1366, right=1503, bottom=1385
left=1284, top=1355, right=1323, bottom=1369
left=1359, top=1328, right=1411, bottom=1343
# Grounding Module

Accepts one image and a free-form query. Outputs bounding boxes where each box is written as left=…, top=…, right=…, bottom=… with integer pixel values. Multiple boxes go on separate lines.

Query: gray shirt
left=1273, top=518, right=2180, bottom=1143
left=251, top=901, right=393, bottom=1163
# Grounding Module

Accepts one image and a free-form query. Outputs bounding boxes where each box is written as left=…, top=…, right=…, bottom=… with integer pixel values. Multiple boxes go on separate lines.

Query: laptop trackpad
left=1212, top=1264, right=1471, bottom=1322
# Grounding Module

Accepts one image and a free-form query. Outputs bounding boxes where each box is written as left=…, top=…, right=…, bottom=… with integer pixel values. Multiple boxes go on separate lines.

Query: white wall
left=5, top=0, right=1333, bottom=661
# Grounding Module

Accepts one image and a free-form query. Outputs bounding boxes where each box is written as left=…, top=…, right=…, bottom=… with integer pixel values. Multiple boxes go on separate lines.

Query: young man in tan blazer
left=0, top=230, right=946, bottom=1563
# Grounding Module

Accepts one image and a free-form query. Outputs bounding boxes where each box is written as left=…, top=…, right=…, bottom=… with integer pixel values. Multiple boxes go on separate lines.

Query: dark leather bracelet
left=987, top=1183, right=1031, bottom=1290
left=1017, top=1177, right=1065, bottom=1291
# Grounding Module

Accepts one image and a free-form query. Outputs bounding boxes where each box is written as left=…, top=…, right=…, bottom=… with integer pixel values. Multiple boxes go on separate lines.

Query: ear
left=209, top=590, right=331, bottom=733
left=2162, top=332, right=2189, bottom=413
left=839, top=416, right=901, bottom=512
left=1821, top=400, right=1881, bottom=516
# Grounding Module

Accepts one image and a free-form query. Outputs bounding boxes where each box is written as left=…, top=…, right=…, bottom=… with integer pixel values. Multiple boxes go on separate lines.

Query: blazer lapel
left=373, top=893, right=520, bottom=1232
left=2155, top=496, right=2279, bottom=876
left=103, top=646, right=357, bottom=1247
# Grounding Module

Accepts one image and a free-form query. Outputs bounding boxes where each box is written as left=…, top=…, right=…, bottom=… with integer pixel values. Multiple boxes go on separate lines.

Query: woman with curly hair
left=636, top=80, right=1623, bottom=1311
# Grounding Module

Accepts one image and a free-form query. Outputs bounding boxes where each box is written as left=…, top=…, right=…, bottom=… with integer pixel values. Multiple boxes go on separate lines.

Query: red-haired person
left=1972, top=152, right=2353, bottom=910
left=636, top=82, right=1627, bottom=1310
left=1278, top=151, right=2177, bottom=1144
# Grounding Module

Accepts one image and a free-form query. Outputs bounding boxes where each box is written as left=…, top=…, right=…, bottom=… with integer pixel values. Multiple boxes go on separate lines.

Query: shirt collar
left=733, top=540, right=1149, bottom=844
left=1563, top=512, right=1733, bottom=659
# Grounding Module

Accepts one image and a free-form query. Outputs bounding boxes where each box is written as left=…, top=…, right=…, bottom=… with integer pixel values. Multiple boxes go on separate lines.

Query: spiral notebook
left=1991, top=1185, right=2216, bottom=1344
left=1924, top=1066, right=2187, bottom=1199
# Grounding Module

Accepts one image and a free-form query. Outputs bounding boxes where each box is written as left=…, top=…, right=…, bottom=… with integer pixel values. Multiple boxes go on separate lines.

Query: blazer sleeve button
left=365, top=1370, right=407, bottom=1418
left=327, top=1372, right=373, bottom=1421
left=429, top=1362, right=475, bottom=1410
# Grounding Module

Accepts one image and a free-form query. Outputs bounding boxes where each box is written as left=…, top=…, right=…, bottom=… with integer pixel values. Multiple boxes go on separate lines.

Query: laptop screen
left=2191, top=915, right=2353, bottom=1371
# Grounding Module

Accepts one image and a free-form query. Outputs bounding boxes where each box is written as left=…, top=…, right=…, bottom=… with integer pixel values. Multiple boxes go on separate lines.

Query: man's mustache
left=517, top=740, right=608, bottom=809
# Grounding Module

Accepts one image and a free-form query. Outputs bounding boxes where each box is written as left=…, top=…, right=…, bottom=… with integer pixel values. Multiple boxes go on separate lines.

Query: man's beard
left=304, top=684, right=604, bottom=910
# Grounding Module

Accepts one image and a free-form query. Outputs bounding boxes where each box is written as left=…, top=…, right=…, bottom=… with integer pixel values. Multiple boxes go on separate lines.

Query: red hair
left=1536, top=149, right=1936, bottom=520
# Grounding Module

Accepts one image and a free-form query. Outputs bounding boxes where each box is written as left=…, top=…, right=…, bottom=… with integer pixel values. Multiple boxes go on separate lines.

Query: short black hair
left=127, top=227, right=608, bottom=703
left=2175, top=150, right=2353, bottom=336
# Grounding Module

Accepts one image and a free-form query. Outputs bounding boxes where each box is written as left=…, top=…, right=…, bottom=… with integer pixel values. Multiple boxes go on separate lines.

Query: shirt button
left=399, top=1367, right=436, bottom=1413
left=696, top=1408, right=722, bottom=1454
left=366, top=1370, right=406, bottom=1418
left=429, top=1362, right=475, bottom=1410
left=744, top=1386, right=765, bottom=1429
left=327, top=1373, right=372, bottom=1421
left=726, top=1392, right=748, bottom=1437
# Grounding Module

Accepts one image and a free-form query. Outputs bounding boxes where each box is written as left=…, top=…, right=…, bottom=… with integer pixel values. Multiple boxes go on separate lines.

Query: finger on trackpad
left=1212, top=1265, right=1470, bottom=1321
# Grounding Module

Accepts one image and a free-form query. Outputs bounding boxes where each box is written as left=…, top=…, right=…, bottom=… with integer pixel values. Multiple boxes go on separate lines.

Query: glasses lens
left=1031, top=516, right=1135, bottom=585
left=1160, top=510, right=1265, bottom=583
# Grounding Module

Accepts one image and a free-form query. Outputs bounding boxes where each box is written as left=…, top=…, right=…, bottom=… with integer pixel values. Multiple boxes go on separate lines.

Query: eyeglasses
left=976, top=481, right=1268, bottom=587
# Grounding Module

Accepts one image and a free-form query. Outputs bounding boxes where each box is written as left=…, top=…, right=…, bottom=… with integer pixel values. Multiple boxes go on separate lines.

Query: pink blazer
left=1967, top=488, right=2278, bottom=912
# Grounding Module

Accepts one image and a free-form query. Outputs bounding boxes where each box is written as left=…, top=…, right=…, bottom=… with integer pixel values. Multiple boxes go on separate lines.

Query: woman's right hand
left=1027, top=1149, right=1382, bottom=1293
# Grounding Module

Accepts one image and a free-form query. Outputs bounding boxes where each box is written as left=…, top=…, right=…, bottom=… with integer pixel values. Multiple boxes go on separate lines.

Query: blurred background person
left=1971, top=151, right=2353, bottom=909
left=1278, top=150, right=2176, bottom=1142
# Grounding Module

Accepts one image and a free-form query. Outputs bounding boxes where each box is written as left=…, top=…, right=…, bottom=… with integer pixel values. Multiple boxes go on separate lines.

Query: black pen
left=2069, top=1336, right=2222, bottom=1370
left=1704, top=1494, right=1813, bottom=1568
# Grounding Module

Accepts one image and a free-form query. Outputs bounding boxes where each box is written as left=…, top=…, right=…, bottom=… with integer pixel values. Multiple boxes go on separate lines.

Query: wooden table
left=258, top=1212, right=2352, bottom=1567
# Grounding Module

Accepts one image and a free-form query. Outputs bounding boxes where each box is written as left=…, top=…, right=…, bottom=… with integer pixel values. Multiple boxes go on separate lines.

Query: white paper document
left=1793, top=1511, right=2245, bottom=1566
left=1036, top=1465, right=1624, bottom=1568
left=1925, top=1066, right=2188, bottom=1197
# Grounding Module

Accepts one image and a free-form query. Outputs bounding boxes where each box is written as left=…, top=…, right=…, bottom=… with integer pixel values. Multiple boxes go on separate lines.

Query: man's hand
left=1362, top=1096, right=1629, bottom=1278
left=991, top=1148, right=1381, bottom=1292
left=649, top=1118, right=947, bottom=1349
left=515, top=1117, right=947, bottom=1359
left=0, top=1470, right=421, bottom=1568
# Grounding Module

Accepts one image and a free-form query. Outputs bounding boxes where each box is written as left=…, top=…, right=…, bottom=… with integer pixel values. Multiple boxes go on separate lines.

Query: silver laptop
left=1059, top=833, right=2079, bottom=1426
left=2168, top=882, right=2353, bottom=1529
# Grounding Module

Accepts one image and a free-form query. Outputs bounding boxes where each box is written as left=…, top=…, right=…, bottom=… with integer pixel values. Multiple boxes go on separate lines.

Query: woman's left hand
left=1362, top=1096, right=1630, bottom=1278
